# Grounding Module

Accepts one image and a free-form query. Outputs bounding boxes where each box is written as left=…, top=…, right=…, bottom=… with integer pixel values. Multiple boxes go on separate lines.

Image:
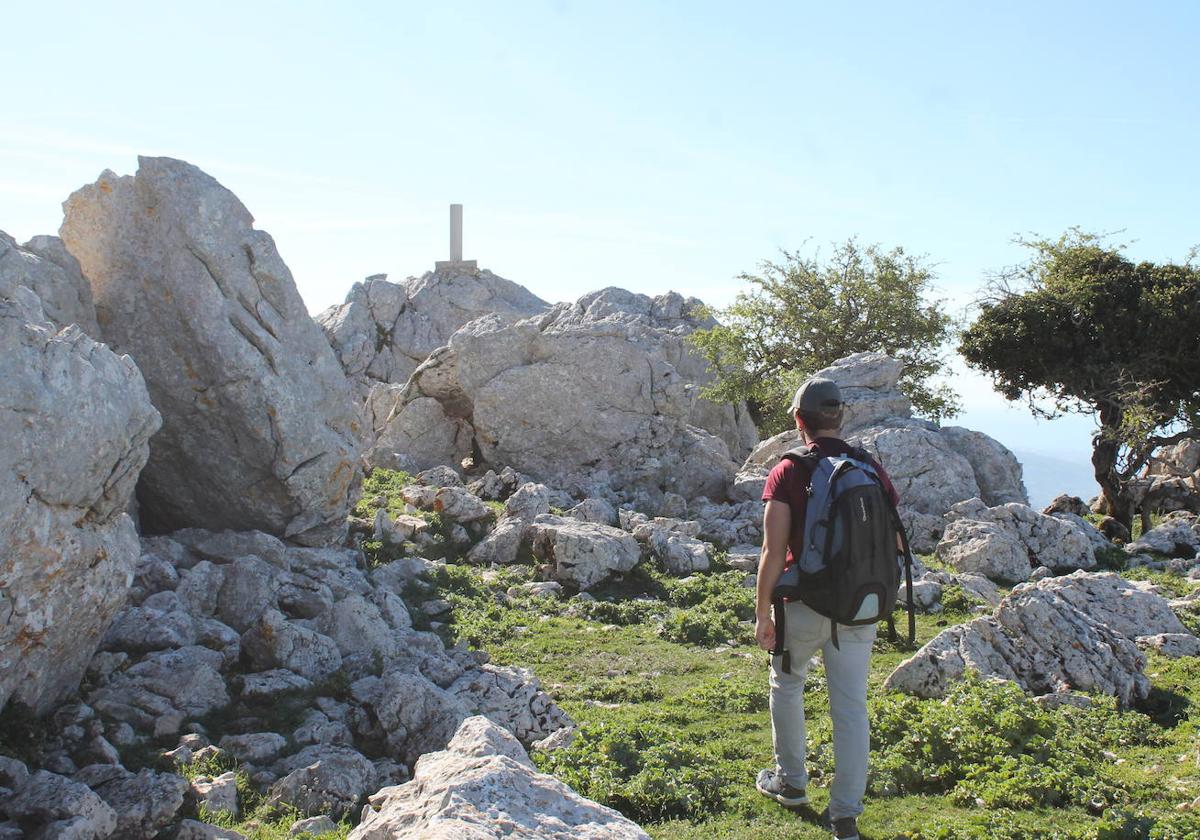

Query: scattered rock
left=526, top=515, right=641, bottom=590
left=290, top=814, right=338, bottom=836
left=1127, top=512, right=1200, bottom=558
left=0, top=770, right=117, bottom=840
left=267, top=745, right=376, bottom=820
left=240, top=610, right=343, bottom=681
left=176, top=818, right=247, bottom=840
left=450, top=664, right=573, bottom=748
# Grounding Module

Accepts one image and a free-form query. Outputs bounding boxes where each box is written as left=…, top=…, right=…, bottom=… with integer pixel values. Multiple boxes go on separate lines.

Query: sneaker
left=830, top=816, right=860, bottom=840
left=755, top=768, right=808, bottom=807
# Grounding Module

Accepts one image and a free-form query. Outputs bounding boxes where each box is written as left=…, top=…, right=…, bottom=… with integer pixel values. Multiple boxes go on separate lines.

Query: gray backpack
left=769, top=445, right=916, bottom=673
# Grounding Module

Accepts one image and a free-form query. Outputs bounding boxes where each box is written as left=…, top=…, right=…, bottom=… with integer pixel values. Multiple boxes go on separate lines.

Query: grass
left=417, top=553, right=1200, bottom=840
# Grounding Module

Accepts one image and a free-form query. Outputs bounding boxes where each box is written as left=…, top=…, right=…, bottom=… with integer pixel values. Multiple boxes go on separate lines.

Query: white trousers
left=769, top=599, right=875, bottom=820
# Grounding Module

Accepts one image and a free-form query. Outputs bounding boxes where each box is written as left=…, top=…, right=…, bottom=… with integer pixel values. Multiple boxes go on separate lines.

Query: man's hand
left=755, top=613, right=776, bottom=652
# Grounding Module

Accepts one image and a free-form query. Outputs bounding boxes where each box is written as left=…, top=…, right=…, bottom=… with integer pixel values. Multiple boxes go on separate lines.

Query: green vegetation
left=688, top=239, right=958, bottom=433
left=960, top=230, right=1200, bottom=532
left=418, top=555, right=1200, bottom=839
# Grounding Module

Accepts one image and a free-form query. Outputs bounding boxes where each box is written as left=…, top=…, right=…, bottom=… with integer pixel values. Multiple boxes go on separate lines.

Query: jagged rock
left=936, top=498, right=1096, bottom=583
left=1050, top=512, right=1112, bottom=555
left=400, top=484, right=491, bottom=523
left=372, top=289, right=754, bottom=503
left=84, top=766, right=188, bottom=839
left=467, top=467, right=524, bottom=502
left=566, top=498, right=618, bottom=527
left=526, top=515, right=641, bottom=590
left=1044, top=494, right=1092, bottom=517
left=60, top=156, right=362, bottom=544
left=267, top=745, right=376, bottom=820
left=241, top=610, right=343, bottom=681
left=176, top=818, right=247, bottom=839
left=317, top=269, right=550, bottom=398
left=218, top=733, right=288, bottom=765
left=886, top=572, right=1192, bottom=705
left=101, top=603, right=197, bottom=654
left=352, top=670, right=468, bottom=766
left=291, top=815, right=338, bottom=836
left=450, top=664, right=573, bottom=748
left=504, top=482, right=553, bottom=521
left=651, top=534, right=711, bottom=575
left=130, top=552, right=181, bottom=603
left=293, top=710, right=354, bottom=748
left=177, top=561, right=227, bottom=618
left=0, top=770, right=116, bottom=840
left=466, top=518, right=526, bottom=565
left=813, top=353, right=911, bottom=433
left=327, top=594, right=401, bottom=660
left=939, top=426, right=1028, bottom=505
left=0, top=268, right=160, bottom=714
left=351, top=716, right=650, bottom=840
left=1126, top=512, right=1200, bottom=558
left=955, top=573, right=1003, bottom=607
left=87, top=647, right=229, bottom=736
left=688, top=499, right=762, bottom=548
left=0, top=231, right=98, bottom=335
left=908, top=579, right=943, bottom=611
left=1137, top=633, right=1200, bottom=658
left=190, top=771, right=238, bottom=816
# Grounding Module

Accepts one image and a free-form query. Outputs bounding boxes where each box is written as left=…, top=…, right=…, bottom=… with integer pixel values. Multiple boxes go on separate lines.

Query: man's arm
left=754, top=499, right=792, bottom=652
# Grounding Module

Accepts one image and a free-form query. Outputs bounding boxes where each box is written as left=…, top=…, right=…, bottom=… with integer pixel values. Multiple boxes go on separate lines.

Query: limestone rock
left=400, top=484, right=491, bottom=523
left=0, top=231, right=99, bottom=335
left=87, top=647, right=229, bottom=735
left=938, top=426, right=1028, bottom=506
left=291, top=815, right=338, bottom=837
left=0, top=271, right=160, bottom=714
left=1126, top=512, right=1200, bottom=558
left=190, top=771, right=238, bottom=816
left=267, top=745, right=376, bottom=820
left=466, top=518, right=526, bottom=566
left=350, top=716, right=650, bottom=840
left=353, top=669, right=468, bottom=766
left=60, top=156, right=361, bottom=544
left=526, top=515, right=641, bottom=590
left=936, top=518, right=1031, bottom=584
left=176, top=818, right=247, bottom=839
left=0, top=770, right=116, bottom=840
left=218, top=733, right=288, bottom=765
left=566, top=498, right=618, bottom=527
left=84, top=766, right=188, bottom=839
left=449, top=664, right=573, bottom=748
left=504, top=482, right=552, bottom=521
left=241, top=610, right=343, bottom=681
left=1044, top=494, right=1092, bottom=517
left=812, top=352, right=911, bottom=434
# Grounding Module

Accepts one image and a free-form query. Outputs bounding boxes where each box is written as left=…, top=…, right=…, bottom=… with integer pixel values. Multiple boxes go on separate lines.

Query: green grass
left=416, top=555, right=1200, bottom=840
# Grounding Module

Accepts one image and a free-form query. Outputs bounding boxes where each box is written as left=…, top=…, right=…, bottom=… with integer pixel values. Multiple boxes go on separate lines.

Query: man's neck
left=802, top=430, right=841, bottom=445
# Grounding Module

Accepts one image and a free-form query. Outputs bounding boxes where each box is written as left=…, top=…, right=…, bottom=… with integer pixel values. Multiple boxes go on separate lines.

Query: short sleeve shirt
left=761, top=436, right=901, bottom=568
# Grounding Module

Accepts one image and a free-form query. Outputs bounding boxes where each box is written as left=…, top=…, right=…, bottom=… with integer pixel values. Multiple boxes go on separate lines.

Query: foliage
left=690, top=676, right=770, bottom=713
left=352, top=468, right=415, bottom=521
left=960, top=230, right=1200, bottom=529
left=689, top=239, right=958, bottom=433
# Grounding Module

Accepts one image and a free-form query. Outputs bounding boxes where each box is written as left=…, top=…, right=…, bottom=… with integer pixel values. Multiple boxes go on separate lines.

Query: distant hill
left=1013, top=449, right=1099, bottom=510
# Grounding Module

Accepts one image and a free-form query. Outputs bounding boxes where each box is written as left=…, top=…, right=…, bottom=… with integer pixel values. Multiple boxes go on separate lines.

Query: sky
left=4, top=0, right=1198, bottom=500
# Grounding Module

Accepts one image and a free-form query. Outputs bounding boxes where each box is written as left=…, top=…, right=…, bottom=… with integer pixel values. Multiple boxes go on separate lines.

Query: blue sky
left=4, top=1, right=1198, bottom=498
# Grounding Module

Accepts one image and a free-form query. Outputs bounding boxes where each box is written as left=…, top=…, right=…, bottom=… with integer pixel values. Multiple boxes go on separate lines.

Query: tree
left=959, top=230, right=1200, bottom=532
left=689, top=239, right=959, bottom=435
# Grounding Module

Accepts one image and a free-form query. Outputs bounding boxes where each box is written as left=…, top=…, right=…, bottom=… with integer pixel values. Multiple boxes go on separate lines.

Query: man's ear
left=793, top=411, right=804, bottom=432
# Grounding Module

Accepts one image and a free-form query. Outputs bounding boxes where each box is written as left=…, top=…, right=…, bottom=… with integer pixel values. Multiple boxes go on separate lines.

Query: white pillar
left=450, top=204, right=463, bottom=262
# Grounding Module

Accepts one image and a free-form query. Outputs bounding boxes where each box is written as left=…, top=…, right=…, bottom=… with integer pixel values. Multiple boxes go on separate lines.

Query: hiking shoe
left=755, top=768, right=808, bottom=807
left=830, top=816, right=860, bottom=840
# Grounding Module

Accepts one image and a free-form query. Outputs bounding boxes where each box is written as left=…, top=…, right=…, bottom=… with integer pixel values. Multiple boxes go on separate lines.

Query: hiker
left=753, top=376, right=907, bottom=840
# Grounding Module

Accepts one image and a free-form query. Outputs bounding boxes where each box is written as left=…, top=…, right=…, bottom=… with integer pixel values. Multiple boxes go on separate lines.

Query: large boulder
left=886, top=572, right=1192, bottom=706
left=1126, top=511, right=1200, bottom=558
left=60, top=156, right=362, bottom=545
left=317, top=269, right=550, bottom=399
left=350, top=716, right=650, bottom=840
left=938, top=426, right=1028, bottom=506
left=0, top=268, right=160, bottom=714
left=525, top=515, right=641, bottom=590
left=0, top=231, right=99, bottom=336
left=369, top=288, right=757, bottom=504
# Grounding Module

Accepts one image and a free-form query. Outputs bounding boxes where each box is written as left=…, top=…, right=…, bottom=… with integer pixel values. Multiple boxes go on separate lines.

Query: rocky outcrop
left=526, top=515, right=642, bottom=590
left=1126, top=511, right=1200, bottom=558
left=886, top=572, right=1195, bottom=706
left=60, top=156, right=361, bottom=545
left=318, top=269, right=550, bottom=398
left=0, top=268, right=160, bottom=714
left=935, top=498, right=1097, bottom=584
left=369, top=288, right=757, bottom=507
left=733, top=353, right=1026, bottom=552
left=350, top=716, right=650, bottom=840
left=0, top=231, right=99, bottom=335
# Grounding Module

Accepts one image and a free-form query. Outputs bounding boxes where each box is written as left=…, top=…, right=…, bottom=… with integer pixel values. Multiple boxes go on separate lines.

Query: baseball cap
left=789, top=377, right=843, bottom=414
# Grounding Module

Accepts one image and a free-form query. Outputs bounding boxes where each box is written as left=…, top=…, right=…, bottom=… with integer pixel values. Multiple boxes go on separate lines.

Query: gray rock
left=936, top=518, right=1032, bottom=584
left=131, top=552, right=181, bottom=599
left=0, top=267, right=160, bottom=714
left=177, top=561, right=227, bottom=618
left=1043, top=494, right=1092, bottom=517
left=650, top=533, right=711, bottom=575
left=1137, top=633, right=1200, bottom=658
left=241, top=610, right=343, bottom=681
left=267, top=745, right=376, bottom=820
left=415, top=465, right=464, bottom=488
left=0, top=756, right=29, bottom=789
left=87, top=646, right=229, bottom=735
left=327, top=594, right=400, bottom=660
left=101, top=604, right=197, bottom=653
left=240, top=670, right=314, bottom=702
left=293, top=710, right=354, bottom=748
left=216, top=555, right=280, bottom=631
left=176, top=819, right=247, bottom=840
left=725, top=544, right=760, bottom=573
left=0, top=231, right=98, bottom=335
left=60, top=156, right=362, bottom=544
left=190, top=770, right=238, bottom=817
left=1127, top=512, right=1200, bottom=558
left=566, top=498, right=619, bottom=527
left=505, top=482, right=553, bottom=521
left=813, top=352, right=911, bottom=433
left=86, top=767, right=188, bottom=839
left=526, top=515, right=642, bottom=590
left=350, top=716, right=650, bottom=840
left=1, top=770, right=117, bottom=840
left=355, top=670, right=468, bottom=766
left=400, top=484, right=491, bottom=523
left=466, top=517, right=526, bottom=565
left=174, top=529, right=288, bottom=569
left=291, top=815, right=338, bottom=836
left=218, top=732, right=288, bottom=765
left=939, top=426, right=1028, bottom=506
left=450, top=664, right=573, bottom=748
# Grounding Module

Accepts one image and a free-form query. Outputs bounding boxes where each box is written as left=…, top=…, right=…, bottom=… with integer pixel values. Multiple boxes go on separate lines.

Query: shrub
left=691, top=676, right=769, bottom=713
left=659, top=606, right=747, bottom=647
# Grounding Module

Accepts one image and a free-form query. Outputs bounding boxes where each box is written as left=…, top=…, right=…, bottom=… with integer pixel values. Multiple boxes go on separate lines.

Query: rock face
left=0, top=264, right=160, bottom=714
left=0, top=231, right=99, bottom=336
left=317, top=269, right=550, bottom=399
left=350, top=716, right=650, bottom=840
left=369, top=288, right=757, bottom=507
left=734, top=353, right=1026, bottom=552
left=886, top=572, right=1194, bottom=706
left=59, top=156, right=361, bottom=545
left=935, top=498, right=1097, bottom=584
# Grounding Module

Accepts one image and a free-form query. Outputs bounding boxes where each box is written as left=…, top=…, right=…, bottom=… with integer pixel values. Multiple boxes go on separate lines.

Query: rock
left=60, top=156, right=362, bottom=544
left=176, top=819, right=247, bottom=840
left=939, top=426, right=1028, bottom=506
left=0, top=757, right=29, bottom=790
left=1137, top=633, right=1200, bottom=658
left=0, top=231, right=98, bottom=335
left=85, top=767, right=188, bottom=839
left=190, top=771, right=239, bottom=816
left=1098, top=516, right=1131, bottom=544
left=240, top=669, right=314, bottom=702
left=415, top=465, right=464, bottom=488
left=400, top=484, right=491, bottom=523
left=651, top=534, right=712, bottom=575
left=241, top=610, right=343, bottom=681
left=936, top=518, right=1032, bottom=584
left=1127, top=512, right=1200, bottom=558
left=372, top=289, right=751, bottom=500
left=177, top=562, right=227, bottom=618
left=267, top=745, right=376, bottom=820
left=1050, top=512, right=1113, bottom=556
left=87, top=647, right=229, bottom=736
left=504, top=482, right=553, bottom=521
left=0, top=770, right=117, bottom=840
left=215, top=556, right=280, bottom=632
left=1044, top=494, right=1092, bottom=518
left=886, top=572, right=1191, bottom=706
left=812, top=353, right=911, bottom=433
left=218, top=733, right=288, bottom=765
left=526, top=515, right=642, bottom=590
left=466, top=517, right=526, bottom=565
left=450, top=664, right=573, bottom=748
left=566, top=498, right=618, bottom=527
left=725, top=544, right=760, bottom=572
left=173, top=529, right=288, bottom=569
left=907, top=579, right=943, bottom=611
left=350, top=716, right=650, bottom=840
left=327, top=594, right=401, bottom=660
left=291, top=815, right=338, bottom=836
left=293, top=710, right=354, bottom=748
left=317, top=268, right=550, bottom=399
left=508, top=581, right=564, bottom=599
left=354, top=670, right=468, bottom=765
left=101, top=603, right=197, bottom=653
left=0, top=267, right=160, bottom=713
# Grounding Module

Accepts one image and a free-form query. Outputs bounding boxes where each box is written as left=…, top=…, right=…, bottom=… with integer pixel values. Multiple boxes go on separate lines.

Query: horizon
left=5, top=1, right=1194, bottom=500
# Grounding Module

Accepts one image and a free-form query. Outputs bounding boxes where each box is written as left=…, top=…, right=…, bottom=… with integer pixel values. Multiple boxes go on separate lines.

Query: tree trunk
left=1093, top=404, right=1136, bottom=534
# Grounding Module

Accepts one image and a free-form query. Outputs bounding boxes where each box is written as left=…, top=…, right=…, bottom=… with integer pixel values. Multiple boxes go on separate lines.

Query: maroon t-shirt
left=761, top=436, right=901, bottom=569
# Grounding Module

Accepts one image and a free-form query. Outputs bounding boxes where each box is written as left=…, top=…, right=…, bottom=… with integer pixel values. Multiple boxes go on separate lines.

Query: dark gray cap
left=789, top=377, right=843, bottom=414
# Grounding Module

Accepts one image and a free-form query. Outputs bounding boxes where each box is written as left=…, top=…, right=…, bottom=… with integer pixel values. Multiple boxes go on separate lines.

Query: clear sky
left=4, top=1, right=1198, bottom=498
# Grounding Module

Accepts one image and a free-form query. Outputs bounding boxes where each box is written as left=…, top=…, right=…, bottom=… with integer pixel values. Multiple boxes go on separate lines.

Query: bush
left=691, top=676, right=769, bottom=713
left=659, top=606, right=747, bottom=647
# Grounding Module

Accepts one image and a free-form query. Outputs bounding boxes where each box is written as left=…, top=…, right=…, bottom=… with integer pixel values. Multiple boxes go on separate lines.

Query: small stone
left=190, top=771, right=238, bottom=817
left=290, top=815, right=338, bottom=836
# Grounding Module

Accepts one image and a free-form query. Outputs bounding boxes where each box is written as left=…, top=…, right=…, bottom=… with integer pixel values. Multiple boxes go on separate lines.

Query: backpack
left=769, top=444, right=916, bottom=673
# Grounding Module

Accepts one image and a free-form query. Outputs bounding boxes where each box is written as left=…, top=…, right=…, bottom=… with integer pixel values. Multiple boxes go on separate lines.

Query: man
left=753, top=376, right=900, bottom=840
